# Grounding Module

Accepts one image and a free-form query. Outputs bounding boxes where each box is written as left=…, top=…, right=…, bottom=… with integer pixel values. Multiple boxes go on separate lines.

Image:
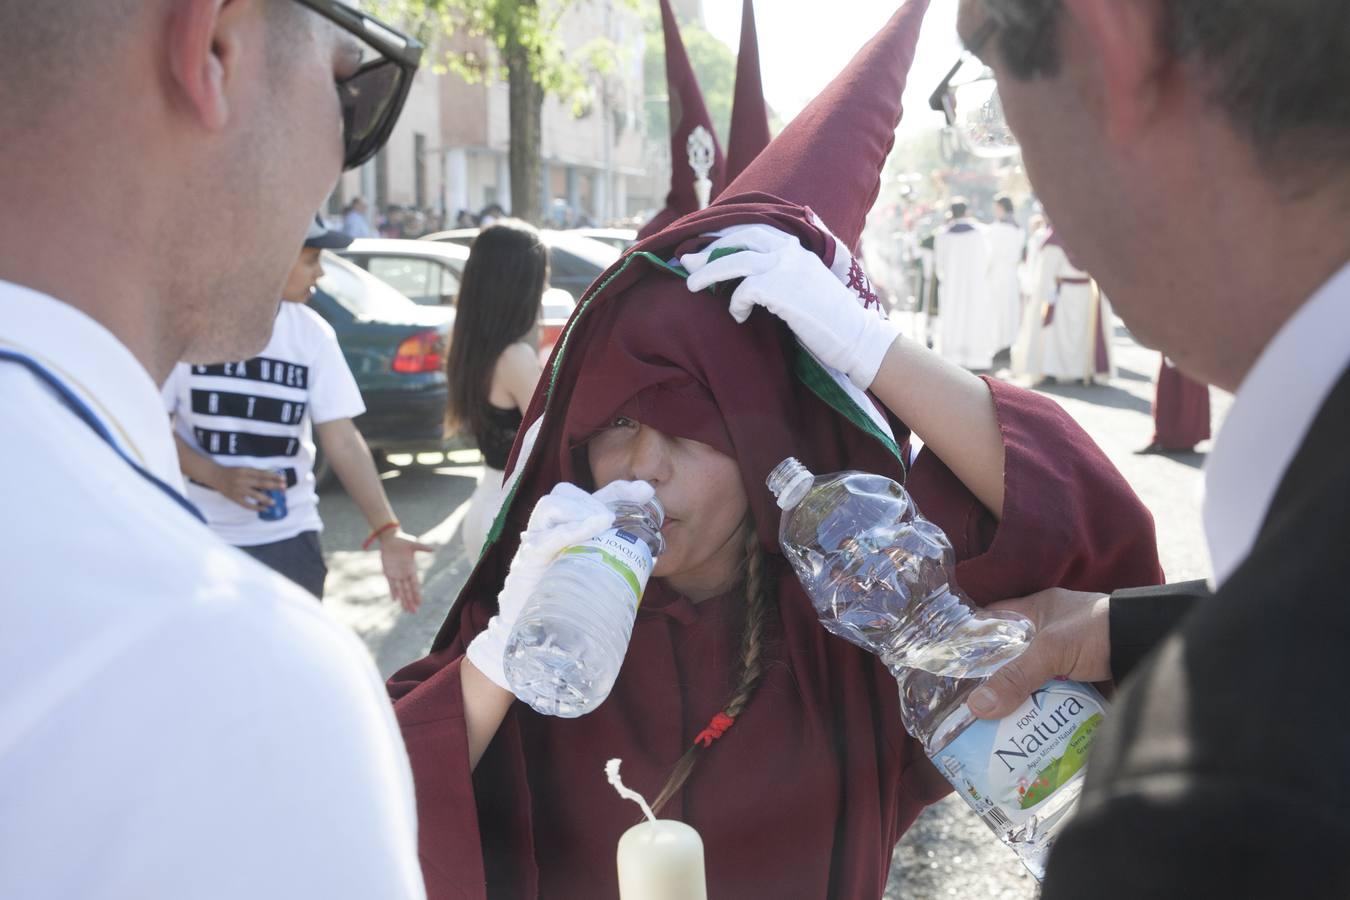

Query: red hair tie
left=694, top=712, right=736, bottom=748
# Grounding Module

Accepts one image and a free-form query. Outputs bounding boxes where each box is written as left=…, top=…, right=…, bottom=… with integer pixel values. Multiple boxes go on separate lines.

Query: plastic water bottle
left=767, top=458, right=1107, bottom=880
left=503, top=497, right=665, bottom=718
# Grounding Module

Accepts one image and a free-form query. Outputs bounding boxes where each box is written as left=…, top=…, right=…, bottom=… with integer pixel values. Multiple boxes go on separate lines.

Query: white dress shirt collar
left=0, top=279, right=182, bottom=488
left=1204, top=258, right=1350, bottom=587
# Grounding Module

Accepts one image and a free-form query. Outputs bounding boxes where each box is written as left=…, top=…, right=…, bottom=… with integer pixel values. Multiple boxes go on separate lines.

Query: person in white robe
left=933, top=199, right=997, bottom=369
left=1012, top=228, right=1115, bottom=383
left=987, top=195, right=1026, bottom=353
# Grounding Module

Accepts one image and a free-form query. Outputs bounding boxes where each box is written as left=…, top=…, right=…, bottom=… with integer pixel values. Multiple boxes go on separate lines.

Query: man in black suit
left=942, top=0, right=1350, bottom=894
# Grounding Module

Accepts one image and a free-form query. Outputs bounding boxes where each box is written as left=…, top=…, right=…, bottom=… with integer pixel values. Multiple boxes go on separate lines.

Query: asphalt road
left=318, top=316, right=1229, bottom=899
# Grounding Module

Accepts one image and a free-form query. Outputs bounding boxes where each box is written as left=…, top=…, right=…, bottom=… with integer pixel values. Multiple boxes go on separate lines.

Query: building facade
left=331, top=0, right=663, bottom=229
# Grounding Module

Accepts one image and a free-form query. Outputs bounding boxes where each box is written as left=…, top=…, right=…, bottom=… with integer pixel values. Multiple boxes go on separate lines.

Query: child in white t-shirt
left=165, top=217, right=429, bottom=608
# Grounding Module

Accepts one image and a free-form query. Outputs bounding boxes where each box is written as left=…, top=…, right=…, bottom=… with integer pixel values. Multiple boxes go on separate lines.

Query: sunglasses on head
left=290, top=0, right=424, bottom=170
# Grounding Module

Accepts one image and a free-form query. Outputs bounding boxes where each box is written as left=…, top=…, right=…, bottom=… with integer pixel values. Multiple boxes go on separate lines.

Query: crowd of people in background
left=871, top=192, right=1206, bottom=456
left=332, top=195, right=648, bottom=242
left=905, top=194, right=1112, bottom=387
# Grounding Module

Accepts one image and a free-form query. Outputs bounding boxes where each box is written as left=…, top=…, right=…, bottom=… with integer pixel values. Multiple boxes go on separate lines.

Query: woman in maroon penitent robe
left=388, top=5, right=1161, bottom=897
left=387, top=203, right=1163, bottom=900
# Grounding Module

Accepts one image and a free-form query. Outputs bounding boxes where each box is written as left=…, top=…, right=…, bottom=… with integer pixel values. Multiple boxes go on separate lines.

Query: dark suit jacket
left=1043, top=363, right=1350, bottom=898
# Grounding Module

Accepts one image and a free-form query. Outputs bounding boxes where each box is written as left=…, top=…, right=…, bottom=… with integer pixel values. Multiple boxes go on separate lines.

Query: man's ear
left=1061, top=0, right=1170, bottom=145
left=165, top=0, right=250, bottom=132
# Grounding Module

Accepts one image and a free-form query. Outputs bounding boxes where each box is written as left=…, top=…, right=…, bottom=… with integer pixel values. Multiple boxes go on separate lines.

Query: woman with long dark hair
left=445, top=219, right=549, bottom=554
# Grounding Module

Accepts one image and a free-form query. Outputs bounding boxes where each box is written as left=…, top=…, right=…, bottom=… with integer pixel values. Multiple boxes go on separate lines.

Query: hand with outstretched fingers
left=378, top=530, right=434, bottom=613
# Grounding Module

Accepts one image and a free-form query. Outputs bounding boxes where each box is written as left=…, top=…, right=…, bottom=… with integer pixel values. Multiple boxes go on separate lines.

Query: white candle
left=606, top=759, right=708, bottom=900
left=617, top=819, right=708, bottom=900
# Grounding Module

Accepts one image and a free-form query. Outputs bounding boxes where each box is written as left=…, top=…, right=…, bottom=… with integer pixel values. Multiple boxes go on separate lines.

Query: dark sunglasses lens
left=338, top=59, right=404, bottom=168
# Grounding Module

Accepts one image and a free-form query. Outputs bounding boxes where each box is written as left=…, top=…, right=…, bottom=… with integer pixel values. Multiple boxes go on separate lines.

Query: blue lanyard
left=1, top=348, right=207, bottom=523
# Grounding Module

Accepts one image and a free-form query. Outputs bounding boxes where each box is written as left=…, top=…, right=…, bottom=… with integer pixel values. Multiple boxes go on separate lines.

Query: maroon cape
left=1153, top=358, right=1211, bottom=450
left=389, top=197, right=1163, bottom=900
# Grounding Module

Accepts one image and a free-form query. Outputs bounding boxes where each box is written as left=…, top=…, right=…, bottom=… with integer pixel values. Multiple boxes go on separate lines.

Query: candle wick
left=605, top=759, right=658, bottom=824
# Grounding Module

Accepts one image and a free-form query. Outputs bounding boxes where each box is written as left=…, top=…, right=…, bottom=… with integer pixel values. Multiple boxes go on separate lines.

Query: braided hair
left=650, top=524, right=775, bottom=815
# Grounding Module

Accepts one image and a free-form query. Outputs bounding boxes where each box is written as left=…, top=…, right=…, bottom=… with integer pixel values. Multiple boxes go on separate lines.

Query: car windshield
left=543, top=231, right=621, bottom=270
left=318, top=252, right=419, bottom=318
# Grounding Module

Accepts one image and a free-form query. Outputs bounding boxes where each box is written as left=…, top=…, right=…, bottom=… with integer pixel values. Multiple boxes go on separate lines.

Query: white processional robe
left=934, top=220, right=997, bottom=369
left=1011, top=238, right=1114, bottom=382
left=987, top=220, right=1025, bottom=352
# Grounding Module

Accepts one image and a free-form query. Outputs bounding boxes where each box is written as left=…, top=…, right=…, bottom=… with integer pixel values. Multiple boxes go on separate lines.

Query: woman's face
left=587, top=417, right=749, bottom=602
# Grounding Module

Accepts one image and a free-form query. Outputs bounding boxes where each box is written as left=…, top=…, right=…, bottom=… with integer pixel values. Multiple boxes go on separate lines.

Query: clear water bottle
left=767, top=458, right=1106, bottom=880
left=503, top=497, right=665, bottom=718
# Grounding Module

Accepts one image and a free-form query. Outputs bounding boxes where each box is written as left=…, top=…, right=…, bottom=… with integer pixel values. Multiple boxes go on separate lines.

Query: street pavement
left=318, top=317, right=1229, bottom=899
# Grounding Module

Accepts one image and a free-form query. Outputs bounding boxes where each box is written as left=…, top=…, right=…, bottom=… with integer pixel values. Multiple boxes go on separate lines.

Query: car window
left=549, top=247, right=618, bottom=287
left=546, top=233, right=621, bottom=270
left=368, top=257, right=440, bottom=305
left=434, top=262, right=461, bottom=303
left=318, top=252, right=419, bottom=318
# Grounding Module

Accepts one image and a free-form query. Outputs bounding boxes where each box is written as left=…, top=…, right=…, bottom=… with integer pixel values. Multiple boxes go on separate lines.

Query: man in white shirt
left=0, top=2, right=426, bottom=897
left=166, top=218, right=430, bottom=607
left=941, top=0, right=1350, bottom=894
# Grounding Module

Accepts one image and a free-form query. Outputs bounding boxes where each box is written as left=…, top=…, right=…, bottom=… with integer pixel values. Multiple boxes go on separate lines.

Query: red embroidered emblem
left=846, top=257, right=880, bottom=310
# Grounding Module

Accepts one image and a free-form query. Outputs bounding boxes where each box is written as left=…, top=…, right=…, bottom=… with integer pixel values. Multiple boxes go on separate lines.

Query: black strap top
left=478, top=404, right=523, bottom=471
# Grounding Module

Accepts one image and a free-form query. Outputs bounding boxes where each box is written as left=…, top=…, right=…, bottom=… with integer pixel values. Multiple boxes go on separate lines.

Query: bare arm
left=868, top=336, right=1007, bottom=518
left=315, top=418, right=396, bottom=527
left=173, top=432, right=222, bottom=488
left=489, top=341, right=544, bottom=415
left=461, top=658, right=517, bottom=770
left=315, top=418, right=431, bottom=612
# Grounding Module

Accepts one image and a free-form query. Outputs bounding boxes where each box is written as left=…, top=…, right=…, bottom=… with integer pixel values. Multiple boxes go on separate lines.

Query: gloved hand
left=680, top=223, right=902, bottom=390
left=466, top=479, right=656, bottom=692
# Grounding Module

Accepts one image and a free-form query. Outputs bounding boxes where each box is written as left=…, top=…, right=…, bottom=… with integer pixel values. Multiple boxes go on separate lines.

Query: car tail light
left=392, top=329, right=445, bottom=374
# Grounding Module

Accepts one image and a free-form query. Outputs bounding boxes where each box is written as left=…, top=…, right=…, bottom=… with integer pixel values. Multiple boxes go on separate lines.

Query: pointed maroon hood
left=717, top=0, right=930, bottom=252
left=637, top=0, right=727, bottom=241
left=725, top=0, right=771, bottom=183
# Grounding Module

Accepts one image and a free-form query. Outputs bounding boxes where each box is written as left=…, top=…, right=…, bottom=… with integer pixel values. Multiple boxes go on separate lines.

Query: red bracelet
left=362, top=520, right=400, bottom=550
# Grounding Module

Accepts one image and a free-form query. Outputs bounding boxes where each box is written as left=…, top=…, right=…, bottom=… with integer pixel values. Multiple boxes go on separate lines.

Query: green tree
left=642, top=5, right=735, bottom=151
left=371, top=0, right=628, bottom=223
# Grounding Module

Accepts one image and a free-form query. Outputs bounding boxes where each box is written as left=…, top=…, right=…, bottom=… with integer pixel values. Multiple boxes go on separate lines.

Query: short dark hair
left=985, top=0, right=1350, bottom=169
left=949, top=199, right=969, bottom=219
left=1, top=0, right=308, bottom=128
left=995, top=194, right=1015, bottom=214
left=0, top=0, right=138, bottom=124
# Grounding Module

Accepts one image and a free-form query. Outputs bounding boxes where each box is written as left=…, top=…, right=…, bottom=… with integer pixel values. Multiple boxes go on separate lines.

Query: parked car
left=338, top=238, right=468, bottom=306
left=571, top=227, right=638, bottom=251
left=419, top=227, right=620, bottom=304
left=340, top=238, right=580, bottom=358
left=538, top=287, right=576, bottom=356
left=307, top=252, right=454, bottom=481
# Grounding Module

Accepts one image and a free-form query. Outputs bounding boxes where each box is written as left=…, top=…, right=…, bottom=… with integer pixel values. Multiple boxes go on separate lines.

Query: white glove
left=680, top=224, right=902, bottom=390
left=466, top=479, right=656, bottom=691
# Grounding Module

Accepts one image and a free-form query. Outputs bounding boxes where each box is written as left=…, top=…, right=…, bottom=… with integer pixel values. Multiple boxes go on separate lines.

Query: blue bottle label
left=933, top=680, right=1106, bottom=835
